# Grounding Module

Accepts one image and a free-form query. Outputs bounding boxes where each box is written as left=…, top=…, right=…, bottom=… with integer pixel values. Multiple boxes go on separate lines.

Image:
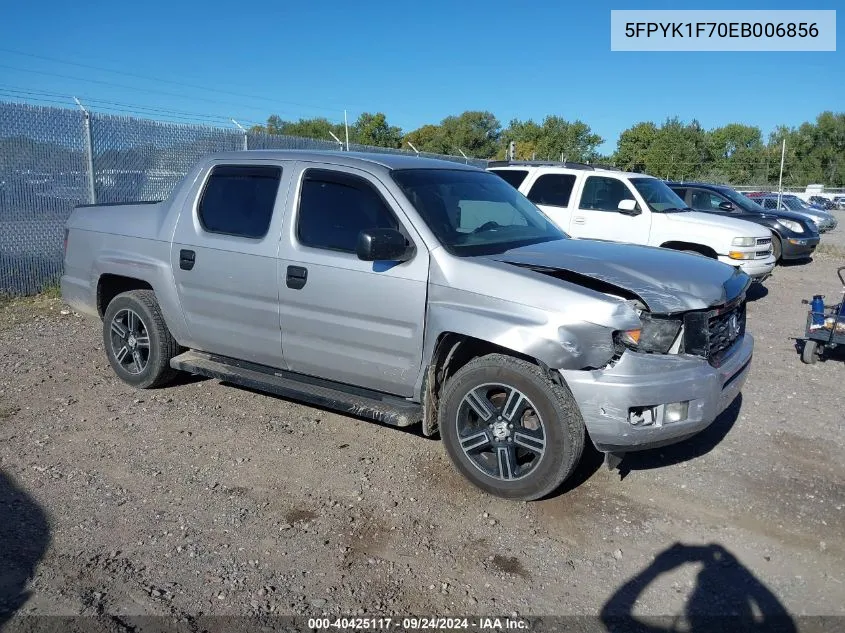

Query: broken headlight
left=614, top=314, right=682, bottom=354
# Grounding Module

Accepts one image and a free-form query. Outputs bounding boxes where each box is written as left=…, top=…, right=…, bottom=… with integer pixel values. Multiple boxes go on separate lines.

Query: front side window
left=198, top=165, right=282, bottom=238
left=296, top=169, right=398, bottom=253
left=391, top=168, right=566, bottom=257
left=690, top=189, right=728, bottom=211
left=578, top=176, right=637, bottom=212
left=527, top=174, right=577, bottom=207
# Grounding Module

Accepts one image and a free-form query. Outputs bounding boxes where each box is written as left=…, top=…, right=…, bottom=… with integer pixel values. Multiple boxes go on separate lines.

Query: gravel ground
left=1, top=225, right=843, bottom=628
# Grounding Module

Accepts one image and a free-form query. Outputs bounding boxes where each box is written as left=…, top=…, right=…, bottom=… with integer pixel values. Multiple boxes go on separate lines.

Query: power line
left=0, top=64, right=342, bottom=123
left=0, top=47, right=355, bottom=115
left=0, top=85, right=264, bottom=126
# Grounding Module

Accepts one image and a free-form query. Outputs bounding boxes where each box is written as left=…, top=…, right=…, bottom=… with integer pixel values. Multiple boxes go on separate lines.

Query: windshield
left=629, top=178, right=689, bottom=212
left=717, top=187, right=766, bottom=212
left=391, top=169, right=567, bottom=256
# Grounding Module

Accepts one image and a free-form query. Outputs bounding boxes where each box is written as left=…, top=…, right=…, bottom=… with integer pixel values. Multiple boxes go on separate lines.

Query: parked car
left=667, top=181, right=820, bottom=262
left=809, top=195, right=836, bottom=211
left=61, top=150, right=755, bottom=501
left=833, top=195, right=845, bottom=210
left=487, top=161, right=776, bottom=283
left=747, top=193, right=838, bottom=232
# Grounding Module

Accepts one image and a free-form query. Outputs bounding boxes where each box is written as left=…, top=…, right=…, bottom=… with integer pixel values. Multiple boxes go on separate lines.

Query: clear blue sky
left=0, top=0, right=842, bottom=154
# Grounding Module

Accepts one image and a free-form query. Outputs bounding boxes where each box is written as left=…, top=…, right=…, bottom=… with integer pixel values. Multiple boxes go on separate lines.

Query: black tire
left=102, top=289, right=181, bottom=388
left=438, top=353, right=585, bottom=501
left=772, top=236, right=782, bottom=262
left=801, top=340, right=819, bottom=365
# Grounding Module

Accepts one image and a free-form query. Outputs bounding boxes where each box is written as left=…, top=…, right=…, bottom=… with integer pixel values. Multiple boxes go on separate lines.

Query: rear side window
left=198, top=165, right=282, bottom=238
left=490, top=169, right=529, bottom=189
left=297, top=169, right=398, bottom=253
left=578, top=176, right=634, bottom=211
left=527, top=174, right=577, bottom=207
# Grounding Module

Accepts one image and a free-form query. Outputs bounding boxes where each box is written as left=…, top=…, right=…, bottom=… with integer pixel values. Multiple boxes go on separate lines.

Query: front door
left=568, top=174, right=652, bottom=244
left=170, top=161, right=292, bottom=368
left=277, top=163, right=428, bottom=397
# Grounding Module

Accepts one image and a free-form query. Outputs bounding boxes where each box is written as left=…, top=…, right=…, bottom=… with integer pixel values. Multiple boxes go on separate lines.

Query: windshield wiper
left=660, top=206, right=694, bottom=213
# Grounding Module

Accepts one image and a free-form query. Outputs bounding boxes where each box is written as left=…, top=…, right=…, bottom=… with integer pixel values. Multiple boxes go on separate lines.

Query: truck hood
left=661, top=211, right=771, bottom=236
left=484, top=238, right=750, bottom=314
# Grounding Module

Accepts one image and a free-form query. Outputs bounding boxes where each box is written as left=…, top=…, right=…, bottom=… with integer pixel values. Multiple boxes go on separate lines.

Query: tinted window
left=690, top=189, right=728, bottom=211
left=198, top=165, right=282, bottom=238
left=297, top=169, right=398, bottom=253
left=490, top=169, right=529, bottom=189
left=527, top=174, right=577, bottom=207
left=578, top=176, right=636, bottom=211
left=670, top=187, right=688, bottom=201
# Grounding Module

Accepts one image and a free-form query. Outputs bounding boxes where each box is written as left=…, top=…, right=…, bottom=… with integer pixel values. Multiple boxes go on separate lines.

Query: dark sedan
left=666, top=181, right=820, bottom=262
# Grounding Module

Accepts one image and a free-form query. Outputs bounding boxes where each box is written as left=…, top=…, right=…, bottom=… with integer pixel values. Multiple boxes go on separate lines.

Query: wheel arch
left=659, top=241, right=719, bottom=259
left=420, top=332, right=564, bottom=438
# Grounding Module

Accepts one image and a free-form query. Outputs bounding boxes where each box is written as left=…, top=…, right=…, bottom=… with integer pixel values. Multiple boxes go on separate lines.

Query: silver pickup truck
left=61, top=150, right=754, bottom=501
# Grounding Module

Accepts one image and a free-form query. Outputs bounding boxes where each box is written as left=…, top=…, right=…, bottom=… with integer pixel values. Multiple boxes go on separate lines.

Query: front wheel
left=801, top=339, right=820, bottom=365
left=439, top=354, right=585, bottom=501
left=102, top=289, right=181, bottom=388
left=772, top=236, right=782, bottom=262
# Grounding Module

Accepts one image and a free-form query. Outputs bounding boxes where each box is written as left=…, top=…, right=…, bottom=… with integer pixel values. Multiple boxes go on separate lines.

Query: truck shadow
left=615, top=394, right=742, bottom=480
left=600, top=542, right=796, bottom=633
left=0, top=470, right=51, bottom=627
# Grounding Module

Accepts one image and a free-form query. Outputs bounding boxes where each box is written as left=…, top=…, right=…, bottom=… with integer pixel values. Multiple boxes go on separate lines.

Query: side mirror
left=718, top=201, right=735, bottom=212
left=356, top=228, right=411, bottom=262
left=617, top=199, right=641, bottom=216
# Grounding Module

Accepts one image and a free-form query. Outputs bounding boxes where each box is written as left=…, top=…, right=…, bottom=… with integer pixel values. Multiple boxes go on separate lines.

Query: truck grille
left=682, top=299, right=747, bottom=367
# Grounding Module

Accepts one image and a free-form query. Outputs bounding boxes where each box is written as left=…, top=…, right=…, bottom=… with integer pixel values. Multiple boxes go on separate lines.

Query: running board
left=170, top=350, right=422, bottom=427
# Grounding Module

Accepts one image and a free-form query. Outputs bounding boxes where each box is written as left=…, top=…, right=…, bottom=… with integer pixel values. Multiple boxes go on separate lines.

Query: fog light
left=664, top=401, right=689, bottom=423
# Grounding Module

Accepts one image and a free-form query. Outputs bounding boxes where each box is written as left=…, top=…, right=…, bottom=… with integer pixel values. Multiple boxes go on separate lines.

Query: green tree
left=353, top=112, right=402, bottom=148
left=614, top=122, right=658, bottom=172
left=707, top=124, right=765, bottom=184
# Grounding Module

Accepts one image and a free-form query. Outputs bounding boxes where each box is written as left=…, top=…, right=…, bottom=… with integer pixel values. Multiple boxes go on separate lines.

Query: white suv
left=488, top=162, right=776, bottom=283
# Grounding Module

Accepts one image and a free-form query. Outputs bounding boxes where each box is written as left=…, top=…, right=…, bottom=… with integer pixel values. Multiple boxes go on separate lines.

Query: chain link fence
left=0, top=101, right=489, bottom=296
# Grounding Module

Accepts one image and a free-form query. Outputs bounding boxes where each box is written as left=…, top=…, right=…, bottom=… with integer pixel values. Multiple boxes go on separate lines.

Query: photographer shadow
left=600, top=542, right=796, bottom=633
left=0, top=471, right=50, bottom=628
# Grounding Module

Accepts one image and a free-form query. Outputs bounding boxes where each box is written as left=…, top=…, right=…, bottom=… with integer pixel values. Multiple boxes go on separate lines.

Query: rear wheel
left=439, top=354, right=585, bottom=501
left=102, top=290, right=181, bottom=388
left=801, top=340, right=820, bottom=365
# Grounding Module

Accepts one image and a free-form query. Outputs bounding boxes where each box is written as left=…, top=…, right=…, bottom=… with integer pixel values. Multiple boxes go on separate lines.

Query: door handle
left=573, top=216, right=586, bottom=225
left=286, top=265, right=308, bottom=290
left=179, top=249, right=195, bottom=270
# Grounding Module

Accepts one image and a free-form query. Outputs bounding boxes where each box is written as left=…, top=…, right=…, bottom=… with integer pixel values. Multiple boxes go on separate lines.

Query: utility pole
left=777, top=138, right=786, bottom=210
left=406, top=141, right=420, bottom=156
left=456, top=148, right=469, bottom=164
left=344, top=110, right=350, bottom=151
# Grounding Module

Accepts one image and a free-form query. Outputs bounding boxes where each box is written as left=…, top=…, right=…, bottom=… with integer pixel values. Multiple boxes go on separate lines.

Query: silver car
left=61, top=150, right=755, bottom=500
left=754, top=195, right=838, bottom=232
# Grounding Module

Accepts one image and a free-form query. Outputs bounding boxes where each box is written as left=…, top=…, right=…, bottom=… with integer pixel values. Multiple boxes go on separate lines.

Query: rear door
left=523, top=172, right=577, bottom=231
left=276, top=162, right=428, bottom=397
left=170, top=160, right=292, bottom=368
left=569, top=174, right=651, bottom=243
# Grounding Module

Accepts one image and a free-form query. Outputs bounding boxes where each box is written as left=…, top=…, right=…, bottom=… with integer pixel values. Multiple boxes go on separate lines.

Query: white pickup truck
left=488, top=162, right=776, bottom=283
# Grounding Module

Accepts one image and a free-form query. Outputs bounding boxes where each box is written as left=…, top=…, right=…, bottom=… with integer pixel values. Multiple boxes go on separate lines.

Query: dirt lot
left=1, top=226, right=844, bottom=629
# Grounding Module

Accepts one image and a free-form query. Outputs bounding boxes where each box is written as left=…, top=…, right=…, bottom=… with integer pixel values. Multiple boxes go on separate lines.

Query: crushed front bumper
left=560, top=334, right=753, bottom=453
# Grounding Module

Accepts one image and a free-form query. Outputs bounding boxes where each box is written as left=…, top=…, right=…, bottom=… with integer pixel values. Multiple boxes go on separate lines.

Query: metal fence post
left=232, top=119, right=248, bottom=150
left=74, top=98, right=96, bottom=204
